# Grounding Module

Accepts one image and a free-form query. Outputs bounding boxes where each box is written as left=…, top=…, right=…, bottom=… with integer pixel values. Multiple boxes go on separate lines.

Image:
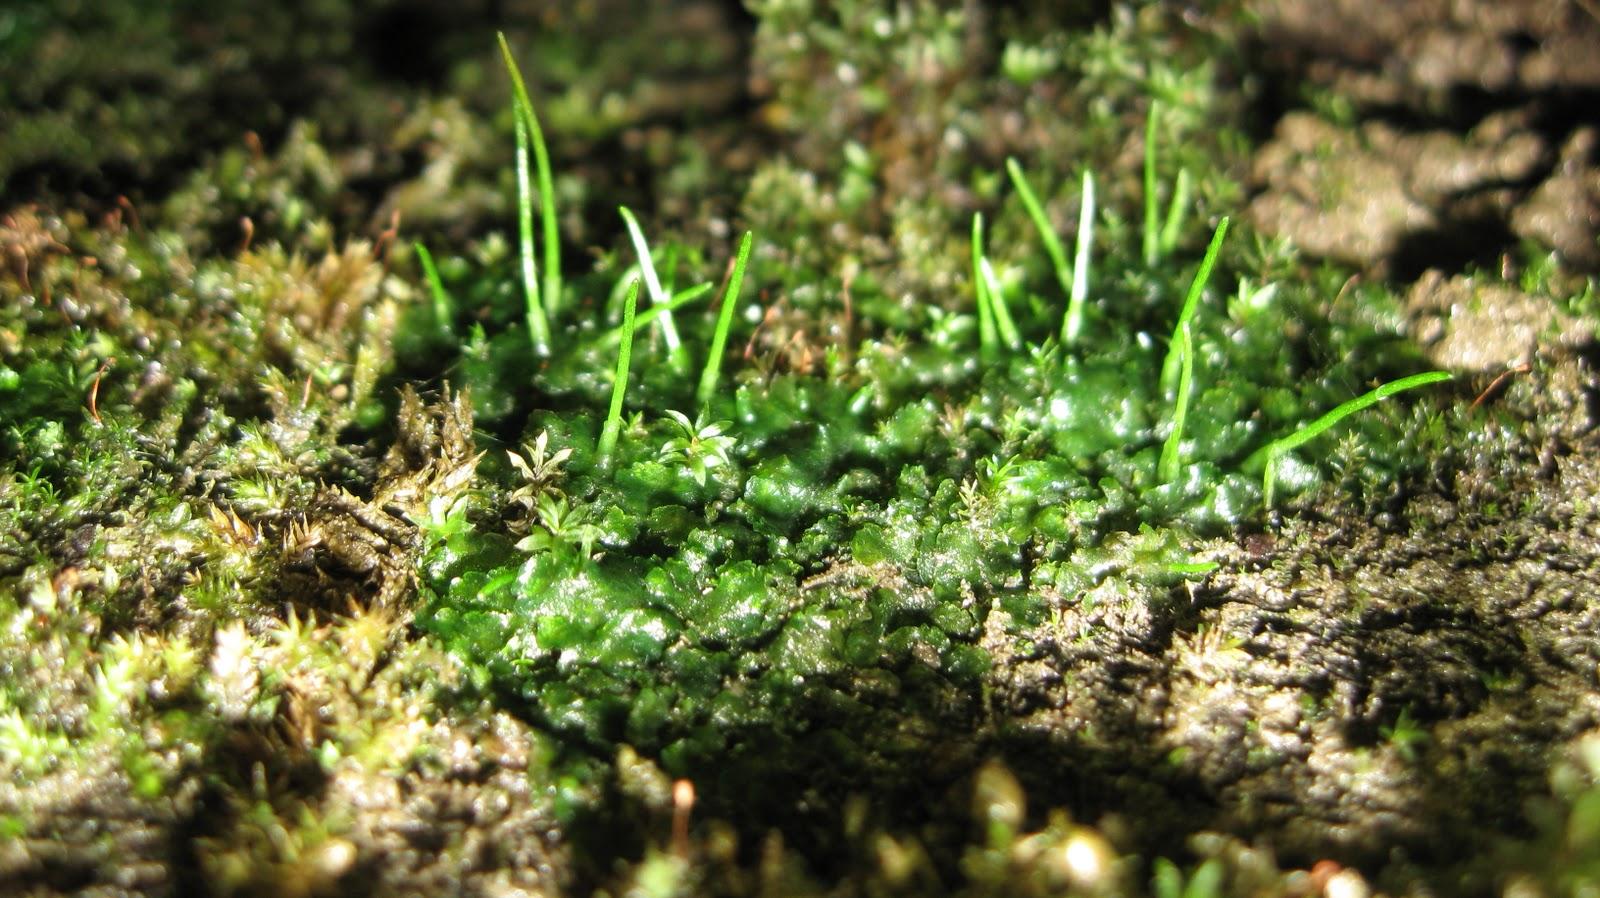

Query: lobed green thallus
left=413, top=52, right=1456, bottom=776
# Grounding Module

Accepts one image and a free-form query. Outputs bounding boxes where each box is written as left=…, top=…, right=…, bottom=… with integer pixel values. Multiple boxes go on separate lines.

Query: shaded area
left=1244, top=0, right=1600, bottom=274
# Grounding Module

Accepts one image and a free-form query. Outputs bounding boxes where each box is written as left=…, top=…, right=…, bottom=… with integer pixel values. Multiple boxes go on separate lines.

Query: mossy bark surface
left=2, top=3, right=1599, bottom=897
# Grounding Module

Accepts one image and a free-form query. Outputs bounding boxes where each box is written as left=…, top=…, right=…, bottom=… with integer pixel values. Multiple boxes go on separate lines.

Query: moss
left=0, top=0, right=373, bottom=203
left=409, top=86, right=1460, bottom=848
left=6, top=1, right=1600, bottom=895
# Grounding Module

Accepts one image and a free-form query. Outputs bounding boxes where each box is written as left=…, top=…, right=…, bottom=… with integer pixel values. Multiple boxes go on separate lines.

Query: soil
left=1246, top=0, right=1600, bottom=275
left=991, top=407, right=1600, bottom=888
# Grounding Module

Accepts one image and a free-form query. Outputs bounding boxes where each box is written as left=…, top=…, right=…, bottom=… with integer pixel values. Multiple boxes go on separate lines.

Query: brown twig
left=87, top=357, right=115, bottom=425
left=373, top=208, right=402, bottom=263
left=710, top=249, right=738, bottom=313
left=1470, top=362, right=1530, bottom=411
left=671, top=779, right=695, bottom=859
left=1331, top=272, right=1360, bottom=308
left=840, top=269, right=855, bottom=362
left=116, top=195, right=142, bottom=234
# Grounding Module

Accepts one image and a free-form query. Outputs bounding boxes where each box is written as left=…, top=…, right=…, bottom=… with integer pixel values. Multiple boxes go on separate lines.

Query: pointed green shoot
left=511, top=110, right=550, bottom=354
left=619, top=206, right=685, bottom=362
left=1158, top=167, right=1192, bottom=259
left=1066, top=169, right=1095, bottom=344
left=1143, top=99, right=1162, bottom=267
left=1259, top=371, right=1452, bottom=507
left=597, top=278, right=641, bottom=470
left=498, top=33, right=561, bottom=319
left=414, top=242, right=454, bottom=337
left=1158, top=321, right=1194, bottom=484
left=600, top=282, right=713, bottom=348
left=1160, top=216, right=1230, bottom=392
left=697, top=230, right=754, bottom=409
left=978, top=256, right=1021, bottom=350
left=1005, top=158, right=1072, bottom=297
left=971, top=213, right=997, bottom=359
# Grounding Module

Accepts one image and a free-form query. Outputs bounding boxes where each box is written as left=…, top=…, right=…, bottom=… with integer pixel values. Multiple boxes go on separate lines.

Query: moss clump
left=413, top=118, right=1457, bottom=820
left=358, top=10, right=1476, bottom=876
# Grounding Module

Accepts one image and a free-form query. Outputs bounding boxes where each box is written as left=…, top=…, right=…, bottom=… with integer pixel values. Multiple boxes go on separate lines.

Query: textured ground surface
left=2, top=2, right=1599, bottom=897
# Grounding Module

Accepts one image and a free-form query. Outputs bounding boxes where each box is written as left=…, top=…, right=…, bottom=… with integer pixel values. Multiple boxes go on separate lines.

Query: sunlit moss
left=3, top=2, right=1593, bottom=895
